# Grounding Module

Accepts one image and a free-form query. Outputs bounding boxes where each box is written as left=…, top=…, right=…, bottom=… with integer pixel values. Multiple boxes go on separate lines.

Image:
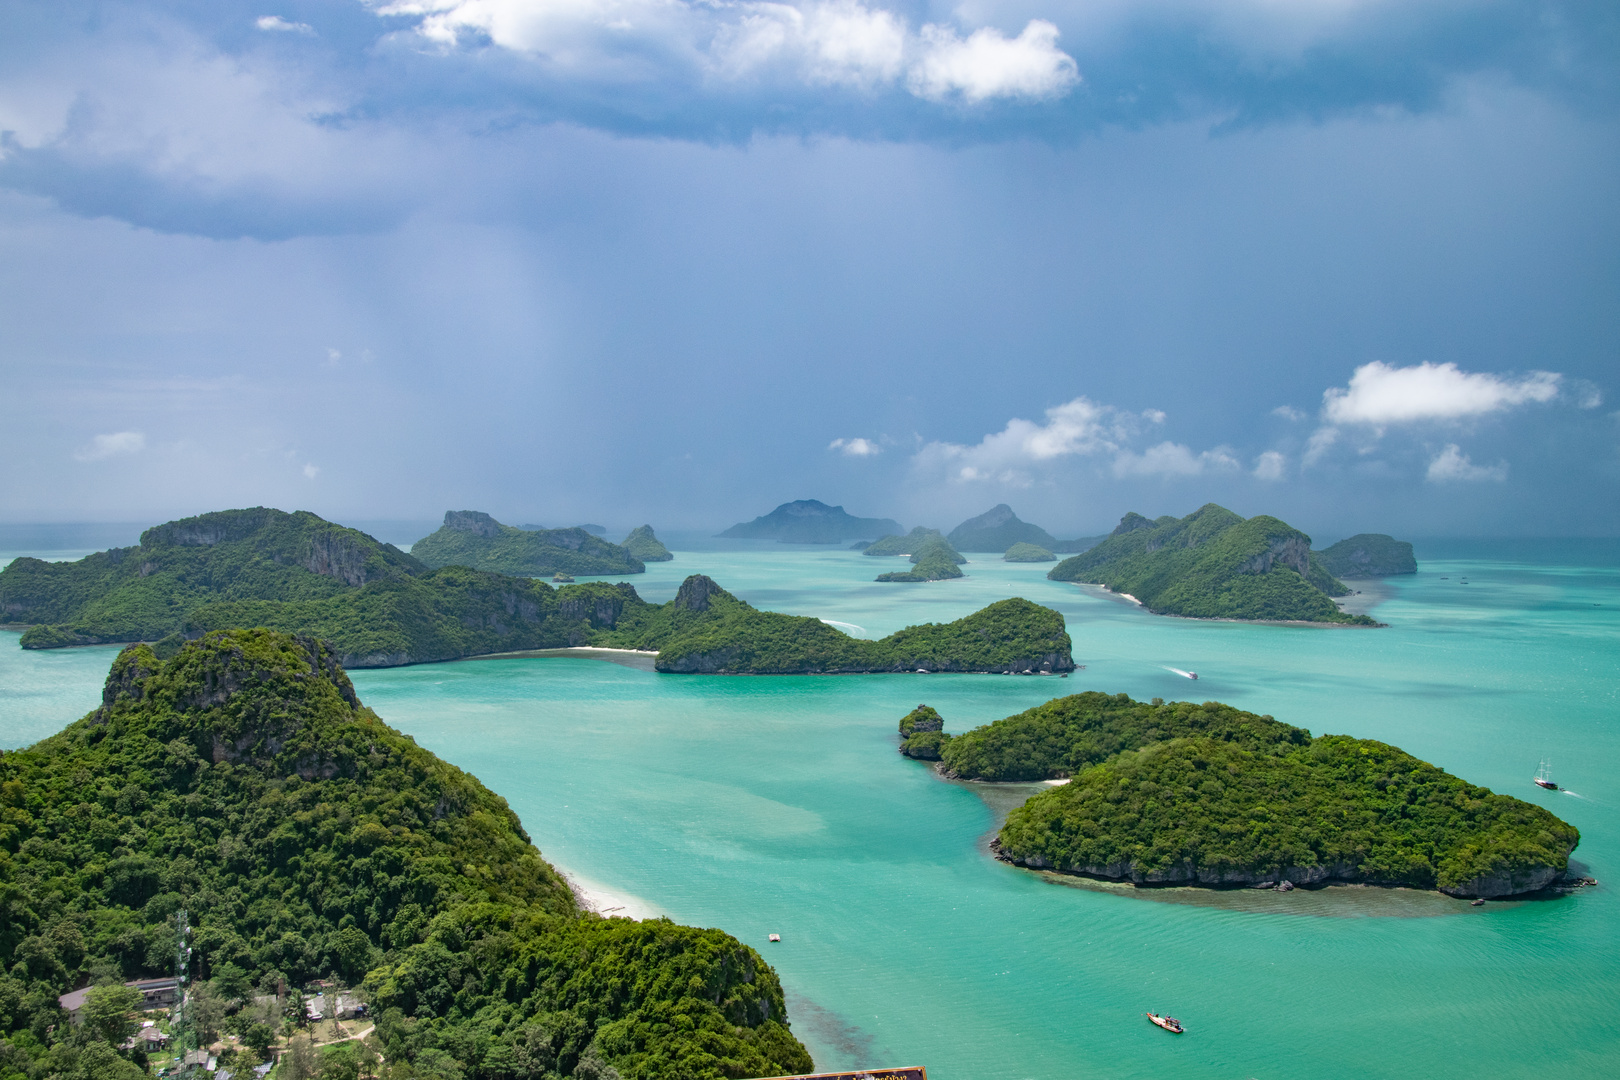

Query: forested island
left=411, top=512, right=645, bottom=577
left=901, top=693, right=1578, bottom=898
left=1315, top=533, right=1417, bottom=578
left=719, top=500, right=901, bottom=543
left=0, top=508, right=652, bottom=666
left=597, top=576, right=1071, bottom=673
left=0, top=630, right=813, bottom=1080
left=947, top=505, right=1058, bottom=553
left=861, top=527, right=944, bottom=556
left=620, top=525, right=673, bottom=562
left=0, top=514, right=1069, bottom=674
left=872, top=537, right=965, bottom=583
left=1047, top=505, right=1376, bottom=624
left=1003, top=543, right=1056, bottom=563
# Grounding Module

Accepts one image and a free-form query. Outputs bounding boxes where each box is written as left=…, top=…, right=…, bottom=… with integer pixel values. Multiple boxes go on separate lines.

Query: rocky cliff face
left=674, top=574, right=724, bottom=612
left=1111, top=512, right=1156, bottom=536
left=300, top=531, right=376, bottom=586
left=1236, top=533, right=1312, bottom=578
left=141, top=508, right=282, bottom=547
left=443, top=510, right=502, bottom=537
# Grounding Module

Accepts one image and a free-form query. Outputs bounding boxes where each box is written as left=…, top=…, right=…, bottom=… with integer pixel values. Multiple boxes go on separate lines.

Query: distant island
left=865, top=532, right=966, bottom=582
left=598, top=576, right=1073, bottom=674
left=1051, top=535, right=1107, bottom=554
left=1048, top=504, right=1377, bottom=625
left=0, top=508, right=657, bottom=664
left=412, top=511, right=645, bottom=576
left=622, top=524, right=674, bottom=562
left=1315, top=533, right=1417, bottom=578
left=719, top=499, right=902, bottom=543
left=905, top=692, right=1580, bottom=898
left=0, top=514, right=1072, bottom=675
left=863, top=526, right=945, bottom=556
left=1003, top=542, right=1056, bottom=562
left=948, top=504, right=1058, bottom=552
left=0, top=629, right=814, bottom=1080
left=1, top=508, right=422, bottom=649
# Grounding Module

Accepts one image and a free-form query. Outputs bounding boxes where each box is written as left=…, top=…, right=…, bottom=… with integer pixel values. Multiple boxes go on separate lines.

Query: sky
left=1, top=0, right=1617, bottom=542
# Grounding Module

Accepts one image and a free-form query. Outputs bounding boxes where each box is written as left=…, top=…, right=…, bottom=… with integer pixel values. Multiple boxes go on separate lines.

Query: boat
left=768, top=933, right=780, bottom=942
left=1187, top=671, right=1198, bottom=681
left=1145, top=1013, right=1183, bottom=1034
left=1534, top=759, right=1558, bottom=790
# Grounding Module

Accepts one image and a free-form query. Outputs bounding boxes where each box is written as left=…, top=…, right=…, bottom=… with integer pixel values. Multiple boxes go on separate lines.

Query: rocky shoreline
left=988, top=837, right=1580, bottom=899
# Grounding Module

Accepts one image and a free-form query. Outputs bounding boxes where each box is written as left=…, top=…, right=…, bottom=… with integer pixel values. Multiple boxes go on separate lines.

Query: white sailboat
left=1534, top=759, right=1558, bottom=790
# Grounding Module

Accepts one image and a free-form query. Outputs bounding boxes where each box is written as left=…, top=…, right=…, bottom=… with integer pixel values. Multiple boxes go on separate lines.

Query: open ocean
left=3, top=539, right=1617, bottom=1079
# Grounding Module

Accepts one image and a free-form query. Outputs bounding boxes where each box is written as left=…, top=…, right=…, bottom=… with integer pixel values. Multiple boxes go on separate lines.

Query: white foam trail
left=1162, top=666, right=1197, bottom=680
left=820, top=619, right=867, bottom=636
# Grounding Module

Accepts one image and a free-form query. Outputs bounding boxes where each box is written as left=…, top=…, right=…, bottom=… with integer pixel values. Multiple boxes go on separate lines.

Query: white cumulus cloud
left=256, top=16, right=316, bottom=35
left=1426, top=443, right=1506, bottom=483
left=1322, top=361, right=1561, bottom=426
left=829, top=436, right=881, bottom=456
left=914, top=396, right=1132, bottom=484
left=1112, top=441, right=1240, bottom=478
left=1253, top=450, right=1287, bottom=480
left=914, top=396, right=1242, bottom=485
left=74, top=432, right=146, bottom=462
left=374, top=1, right=1079, bottom=103
left=1271, top=405, right=1305, bottom=422
left=303, top=463, right=321, bottom=479
left=907, top=20, right=1078, bottom=103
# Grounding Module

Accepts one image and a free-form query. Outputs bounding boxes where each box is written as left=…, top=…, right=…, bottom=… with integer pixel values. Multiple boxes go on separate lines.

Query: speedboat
left=1146, top=1013, right=1184, bottom=1034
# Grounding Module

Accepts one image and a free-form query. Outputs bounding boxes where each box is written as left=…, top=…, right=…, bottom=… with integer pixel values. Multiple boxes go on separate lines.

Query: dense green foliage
left=920, top=690, right=1578, bottom=895
left=1049, top=537, right=1104, bottom=554
left=946, top=505, right=1057, bottom=553
left=1315, top=534, right=1417, bottom=578
left=874, top=555, right=962, bottom=583
left=1000, top=733, right=1577, bottom=894
left=1002, top=544, right=1056, bottom=563
left=0, top=631, right=812, bottom=1080
left=184, top=572, right=639, bottom=669
left=1047, top=504, right=1376, bottom=625
left=718, top=501, right=901, bottom=543
left=597, top=577, right=1073, bottom=674
left=2, top=509, right=422, bottom=648
left=941, top=692, right=1308, bottom=781
left=897, top=706, right=946, bottom=760
left=411, top=514, right=644, bottom=578
left=0, top=507, right=660, bottom=668
left=619, top=527, right=673, bottom=563
left=861, top=528, right=944, bottom=557
left=874, top=538, right=965, bottom=582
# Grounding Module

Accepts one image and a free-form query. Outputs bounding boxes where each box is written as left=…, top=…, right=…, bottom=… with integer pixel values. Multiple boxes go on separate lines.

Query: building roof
left=58, top=987, right=93, bottom=1012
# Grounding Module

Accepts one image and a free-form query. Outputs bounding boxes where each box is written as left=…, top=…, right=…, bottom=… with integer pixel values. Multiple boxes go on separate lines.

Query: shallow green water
left=3, top=542, right=1617, bottom=1078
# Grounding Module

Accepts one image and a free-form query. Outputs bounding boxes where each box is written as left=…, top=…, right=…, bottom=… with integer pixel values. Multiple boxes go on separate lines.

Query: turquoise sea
left=3, top=540, right=1618, bottom=1079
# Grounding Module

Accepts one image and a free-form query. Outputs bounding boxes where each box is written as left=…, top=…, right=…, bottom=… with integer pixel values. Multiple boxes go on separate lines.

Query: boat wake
left=1163, top=666, right=1198, bottom=680
left=820, top=619, right=868, bottom=637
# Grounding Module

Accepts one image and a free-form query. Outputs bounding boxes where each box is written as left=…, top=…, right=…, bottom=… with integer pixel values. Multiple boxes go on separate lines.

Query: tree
left=281, top=1036, right=319, bottom=1080
left=212, top=963, right=252, bottom=1008
left=188, top=983, right=227, bottom=1045
left=82, top=984, right=142, bottom=1047
left=243, top=1022, right=276, bottom=1062
left=330, top=929, right=374, bottom=984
